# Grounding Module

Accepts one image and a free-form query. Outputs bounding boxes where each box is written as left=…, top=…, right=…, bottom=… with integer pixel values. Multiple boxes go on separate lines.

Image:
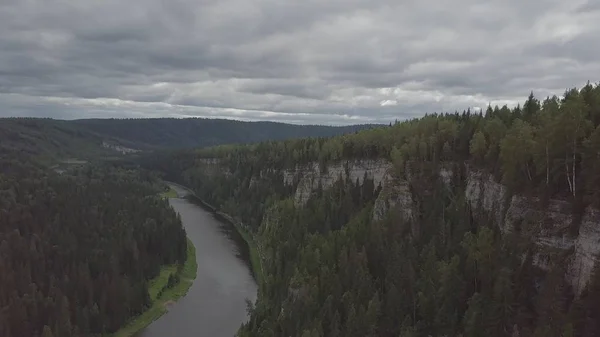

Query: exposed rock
left=101, top=141, right=140, bottom=154
left=464, top=170, right=600, bottom=293
left=197, top=157, right=222, bottom=165
left=465, top=170, right=507, bottom=230
left=506, top=197, right=572, bottom=237
left=372, top=178, right=414, bottom=223
left=283, top=170, right=296, bottom=186
left=438, top=163, right=454, bottom=188
left=289, top=159, right=392, bottom=207
left=201, top=156, right=600, bottom=294
left=571, top=208, right=600, bottom=293
left=195, top=157, right=231, bottom=176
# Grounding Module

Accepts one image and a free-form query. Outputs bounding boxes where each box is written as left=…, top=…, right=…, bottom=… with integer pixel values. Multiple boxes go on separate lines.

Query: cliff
left=192, top=157, right=600, bottom=294
left=464, top=169, right=600, bottom=293
left=281, top=159, right=391, bottom=206
left=284, top=160, right=600, bottom=294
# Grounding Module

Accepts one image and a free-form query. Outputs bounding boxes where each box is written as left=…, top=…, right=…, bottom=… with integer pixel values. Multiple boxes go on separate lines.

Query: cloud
left=0, top=0, right=599, bottom=125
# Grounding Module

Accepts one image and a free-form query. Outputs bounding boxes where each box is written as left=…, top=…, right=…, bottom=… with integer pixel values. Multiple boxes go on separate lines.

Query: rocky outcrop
left=283, top=160, right=392, bottom=207
left=194, top=157, right=231, bottom=176
left=570, top=209, right=600, bottom=293
left=199, top=156, right=600, bottom=294
left=465, top=170, right=507, bottom=229
left=372, top=177, right=413, bottom=223
left=464, top=170, right=600, bottom=294
left=291, top=162, right=600, bottom=294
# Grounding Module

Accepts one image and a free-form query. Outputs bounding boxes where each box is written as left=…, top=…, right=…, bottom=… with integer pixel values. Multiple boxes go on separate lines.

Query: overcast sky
left=0, top=0, right=598, bottom=125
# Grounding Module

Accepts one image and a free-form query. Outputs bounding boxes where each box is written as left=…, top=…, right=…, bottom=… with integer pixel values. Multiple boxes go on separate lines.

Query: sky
left=0, top=0, right=599, bottom=125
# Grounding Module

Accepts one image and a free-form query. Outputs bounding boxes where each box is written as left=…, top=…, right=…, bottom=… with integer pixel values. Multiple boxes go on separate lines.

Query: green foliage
left=113, top=239, right=197, bottom=337
left=72, top=118, right=376, bottom=149
left=0, top=163, right=188, bottom=337
left=469, top=131, right=487, bottom=162
left=140, top=83, right=600, bottom=337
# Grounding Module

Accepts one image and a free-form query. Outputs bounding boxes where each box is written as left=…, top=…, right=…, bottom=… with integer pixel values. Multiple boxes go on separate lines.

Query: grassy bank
left=160, top=186, right=178, bottom=199
left=112, top=238, right=197, bottom=337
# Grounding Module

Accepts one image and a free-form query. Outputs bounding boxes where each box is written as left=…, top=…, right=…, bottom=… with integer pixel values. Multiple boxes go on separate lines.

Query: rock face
left=286, top=161, right=600, bottom=294
left=464, top=170, right=600, bottom=294
left=465, top=170, right=507, bottom=230
left=282, top=160, right=392, bottom=207
left=199, top=156, right=600, bottom=294
left=571, top=209, right=600, bottom=293
left=194, top=157, right=231, bottom=176
left=372, top=178, right=414, bottom=223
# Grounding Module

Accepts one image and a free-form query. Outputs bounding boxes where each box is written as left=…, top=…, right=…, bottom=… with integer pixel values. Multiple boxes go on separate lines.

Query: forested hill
left=0, top=118, right=117, bottom=160
left=142, top=82, right=600, bottom=337
left=0, top=119, right=189, bottom=336
left=72, top=118, right=378, bottom=149
left=0, top=117, right=377, bottom=160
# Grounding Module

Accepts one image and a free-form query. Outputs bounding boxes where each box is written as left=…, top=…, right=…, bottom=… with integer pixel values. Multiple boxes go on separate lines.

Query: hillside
left=72, top=118, right=379, bottom=149
left=0, top=118, right=107, bottom=158
left=0, top=149, right=189, bottom=336
left=142, top=83, right=600, bottom=337
left=0, top=117, right=376, bottom=172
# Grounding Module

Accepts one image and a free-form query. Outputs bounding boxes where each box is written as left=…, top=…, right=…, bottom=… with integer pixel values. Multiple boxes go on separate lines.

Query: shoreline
left=165, top=181, right=265, bottom=290
left=111, top=236, right=198, bottom=336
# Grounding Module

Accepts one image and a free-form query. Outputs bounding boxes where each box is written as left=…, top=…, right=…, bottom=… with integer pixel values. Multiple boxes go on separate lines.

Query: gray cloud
left=0, top=0, right=599, bottom=125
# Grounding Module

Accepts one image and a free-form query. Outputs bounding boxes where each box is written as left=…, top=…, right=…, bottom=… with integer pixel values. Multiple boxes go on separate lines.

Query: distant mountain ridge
left=0, top=117, right=381, bottom=163
left=71, top=118, right=380, bottom=149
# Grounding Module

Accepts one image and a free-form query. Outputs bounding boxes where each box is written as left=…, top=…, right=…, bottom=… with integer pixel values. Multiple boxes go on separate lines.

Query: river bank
left=136, top=185, right=257, bottom=337
left=112, top=238, right=197, bottom=337
left=165, top=181, right=265, bottom=289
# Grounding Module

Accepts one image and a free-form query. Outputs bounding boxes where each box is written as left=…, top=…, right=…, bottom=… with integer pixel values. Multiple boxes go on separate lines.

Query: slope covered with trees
left=72, top=118, right=377, bottom=149
left=143, top=83, right=600, bottom=337
left=0, top=118, right=122, bottom=169
left=0, top=117, right=376, bottom=156
left=0, top=155, right=188, bottom=337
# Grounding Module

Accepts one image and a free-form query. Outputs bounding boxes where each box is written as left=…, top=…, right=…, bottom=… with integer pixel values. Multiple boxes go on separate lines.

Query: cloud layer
left=1, top=0, right=599, bottom=124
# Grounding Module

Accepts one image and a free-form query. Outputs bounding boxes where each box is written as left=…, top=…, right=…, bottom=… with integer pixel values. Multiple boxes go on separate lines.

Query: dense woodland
left=0, top=115, right=368, bottom=336
left=143, top=83, right=600, bottom=336
left=72, top=118, right=375, bottom=149
left=0, top=161, right=188, bottom=337
left=1, top=117, right=370, bottom=156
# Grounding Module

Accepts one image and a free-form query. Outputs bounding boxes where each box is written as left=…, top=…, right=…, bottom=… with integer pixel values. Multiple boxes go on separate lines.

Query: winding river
left=135, top=184, right=258, bottom=337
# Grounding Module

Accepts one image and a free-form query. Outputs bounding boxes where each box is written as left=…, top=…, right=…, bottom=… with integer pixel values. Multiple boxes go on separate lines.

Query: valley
left=141, top=84, right=600, bottom=337
left=2, top=83, right=600, bottom=337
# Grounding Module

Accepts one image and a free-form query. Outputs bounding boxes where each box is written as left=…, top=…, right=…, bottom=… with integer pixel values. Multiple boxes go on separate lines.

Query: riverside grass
left=112, top=238, right=197, bottom=337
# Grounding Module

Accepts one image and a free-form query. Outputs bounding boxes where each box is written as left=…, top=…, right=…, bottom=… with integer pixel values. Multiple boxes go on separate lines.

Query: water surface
left=136, top=184, right=257, bottom=337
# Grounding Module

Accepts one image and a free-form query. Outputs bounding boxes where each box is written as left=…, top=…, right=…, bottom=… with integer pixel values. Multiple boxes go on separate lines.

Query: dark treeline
left=0, top=163, right=188, bottom=337
left=72, top=118, right=377, bottom=149
left=143, top=83, right=600, bottom=336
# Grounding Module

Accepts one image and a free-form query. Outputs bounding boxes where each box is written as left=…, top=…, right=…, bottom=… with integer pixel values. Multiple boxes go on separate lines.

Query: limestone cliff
left=194, top=156, right=600, bottom=294
left=372, top=177, right=414, bottom=224
left=464, top=170, right=600, bottom=294
left=282, top=159, right=392, bottom=207
left=283, top=160, right=600, bottom=294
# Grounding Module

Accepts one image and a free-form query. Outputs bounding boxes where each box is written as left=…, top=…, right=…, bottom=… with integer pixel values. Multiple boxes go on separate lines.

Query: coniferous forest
left=142, top=83, right=600, bottom=337
left=2, top=82, right=600, bottom=337
left=0, top=161, right=188, bottom=337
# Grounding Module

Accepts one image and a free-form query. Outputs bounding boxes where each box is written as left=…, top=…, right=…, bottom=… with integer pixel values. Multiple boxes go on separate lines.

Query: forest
left=0, top=112, right=371, bottom=336
left=71, top=118, right=375, bottom=149
left=0, top=117, right=371, bottom=155
left=142, top=82, right=600, bottom=336
left=0, top=159, right=188, bottom=337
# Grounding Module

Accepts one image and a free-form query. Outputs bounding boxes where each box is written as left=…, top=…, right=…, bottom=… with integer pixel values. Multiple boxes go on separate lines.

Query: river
left=135, top=184, right=258, bottom=337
